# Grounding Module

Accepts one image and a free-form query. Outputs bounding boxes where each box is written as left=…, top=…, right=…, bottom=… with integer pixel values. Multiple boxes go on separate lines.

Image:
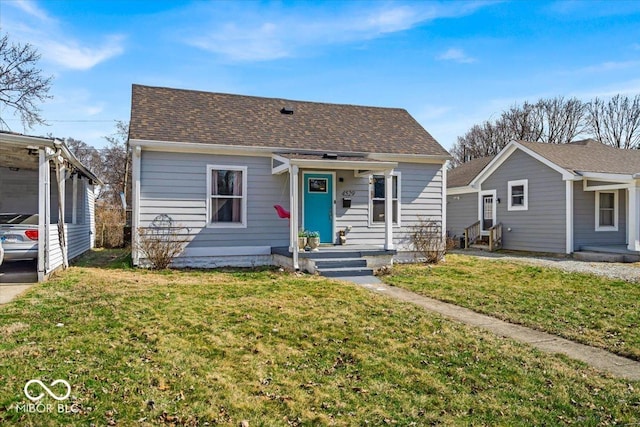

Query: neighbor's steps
left=573, top=251, right=623, bottom=263
left=469, top=243, right=490, bottom=251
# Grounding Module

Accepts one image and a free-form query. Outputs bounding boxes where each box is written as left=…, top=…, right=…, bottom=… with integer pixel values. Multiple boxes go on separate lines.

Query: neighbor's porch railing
left=464, top=221, right=481, bottom=249
left=488, top=222, right=503, bottom=251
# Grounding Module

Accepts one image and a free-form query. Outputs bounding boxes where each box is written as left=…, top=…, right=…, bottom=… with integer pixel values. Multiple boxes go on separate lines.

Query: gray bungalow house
left=447, top=139, right=640, bottom=261
left=128, top=85, right=451, bottom=273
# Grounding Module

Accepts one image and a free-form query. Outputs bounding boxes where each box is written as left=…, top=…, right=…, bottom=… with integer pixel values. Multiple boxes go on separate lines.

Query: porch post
left=384, top=170, right=394, bottom=250
left=37, top=149, right=50, bottom=281
left=290, top=165, right=300, bottom=269
left=628, top=182, right=640, bottom=252
left=565, top=180, right=574, bottom=254
left=57, top=164, right=68, bottom=268
left=72, top=173, right=78, bottom=225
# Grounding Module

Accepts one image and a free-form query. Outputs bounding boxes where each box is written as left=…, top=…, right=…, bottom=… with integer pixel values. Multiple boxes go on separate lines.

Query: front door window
left=483, top=195, right=494, bottom=230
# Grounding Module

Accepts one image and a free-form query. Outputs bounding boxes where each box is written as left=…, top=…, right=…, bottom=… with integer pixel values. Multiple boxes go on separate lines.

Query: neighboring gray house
left=128, top=85, right=451, bottom=273
left=0, top=132, right=101, bottom=281
left=447, top=139, right=640, bottom=261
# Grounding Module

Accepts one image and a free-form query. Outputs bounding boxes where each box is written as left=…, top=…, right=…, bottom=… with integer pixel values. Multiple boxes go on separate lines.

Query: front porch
left=272, top=152, right=400, bottom=271
left=272, top=245, right=396, bottom=277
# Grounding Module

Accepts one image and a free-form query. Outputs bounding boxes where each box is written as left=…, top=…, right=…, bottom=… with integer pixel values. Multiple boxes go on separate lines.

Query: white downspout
left=442, top=163, right=447, bottom=250
left=132, top=145, right=141, bottom=265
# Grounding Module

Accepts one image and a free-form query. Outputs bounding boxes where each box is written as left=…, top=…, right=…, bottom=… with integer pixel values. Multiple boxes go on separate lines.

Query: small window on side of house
left=508, top=179, right=528, bottom=211
left=370, top=173, right=400, bottom=226
left=595, top=190, right=618, bottom=231
left=206, top=165, right=247, bottom=228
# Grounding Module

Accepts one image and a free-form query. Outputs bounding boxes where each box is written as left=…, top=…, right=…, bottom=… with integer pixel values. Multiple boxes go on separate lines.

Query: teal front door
left=303, top=173, right=333, bottom=244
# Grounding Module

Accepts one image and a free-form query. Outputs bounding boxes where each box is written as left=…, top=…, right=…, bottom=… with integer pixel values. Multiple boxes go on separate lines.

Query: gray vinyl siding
left=573, top=181, right=627, bottom=249
left=333, top=162, right=444, bottom=249
left=0, top=167, right=39, bottom=213
left=482, top=149, right=566, bottom=253
left=139, top=151, right=290, bottom=248
left=47, top=224, right=63, bottom=272
left=446, top=192, right=478, bottom=239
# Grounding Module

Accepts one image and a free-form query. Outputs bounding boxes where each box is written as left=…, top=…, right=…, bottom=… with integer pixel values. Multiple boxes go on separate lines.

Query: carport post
left=37, top=148, right=50, bottom=281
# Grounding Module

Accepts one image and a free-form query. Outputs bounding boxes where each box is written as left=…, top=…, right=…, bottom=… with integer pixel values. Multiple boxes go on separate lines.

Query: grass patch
left=385, top=254, right=640, bottom=361
left=0, top=250, right=638, bottom=425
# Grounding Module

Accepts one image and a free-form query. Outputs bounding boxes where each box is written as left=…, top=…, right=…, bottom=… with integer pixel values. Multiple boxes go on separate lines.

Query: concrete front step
left=316, top=267, right=375, bottom=278
left=314, top=258, right=367, bottom=269
left=573, top=251, right=631, bottom=263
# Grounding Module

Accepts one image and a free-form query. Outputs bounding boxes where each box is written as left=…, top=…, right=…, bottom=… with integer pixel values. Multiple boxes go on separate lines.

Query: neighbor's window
left=370, top=173, right=400, bottom=225
left=595, top=190, right=617, bottom=231
left=207, top=165, right=247, bottom=227
left=508, top=179, right=528, bottom=211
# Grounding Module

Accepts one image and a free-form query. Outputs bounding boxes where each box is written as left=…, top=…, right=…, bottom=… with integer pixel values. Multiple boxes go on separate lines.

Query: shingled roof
left=518, top=139, right=640, bottom=176
left=447, top=156, right=494, bottom=188
left=129, top=85, right=450, bottom=157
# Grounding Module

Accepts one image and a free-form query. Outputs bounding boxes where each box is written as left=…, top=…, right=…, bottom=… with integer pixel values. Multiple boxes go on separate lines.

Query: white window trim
left=508, top=179, right=528, bottom=211
left=595, top=190, right=618, bottom=232
left=206, top=165, right=248, bottom=229
left=369, top=172, right=401, bottom=227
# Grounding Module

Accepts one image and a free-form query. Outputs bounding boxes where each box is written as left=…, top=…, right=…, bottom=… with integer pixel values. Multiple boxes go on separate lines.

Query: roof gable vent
left=280, top=106, right=294, bottom=115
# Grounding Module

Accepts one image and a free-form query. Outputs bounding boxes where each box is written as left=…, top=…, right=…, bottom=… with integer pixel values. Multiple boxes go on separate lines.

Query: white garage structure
left=0, top=132, right=101, bottom=281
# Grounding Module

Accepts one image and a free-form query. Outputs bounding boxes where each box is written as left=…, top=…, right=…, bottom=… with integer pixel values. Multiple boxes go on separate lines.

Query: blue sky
left=2, top=0, right=640, bottom=150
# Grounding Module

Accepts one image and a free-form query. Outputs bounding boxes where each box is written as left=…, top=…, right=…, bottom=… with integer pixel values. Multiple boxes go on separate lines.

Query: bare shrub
left=95, top=206, right=125, bottom=248
left=410, top=218, right=452, bottom=264
left=136, top=214, right=189, bottom=269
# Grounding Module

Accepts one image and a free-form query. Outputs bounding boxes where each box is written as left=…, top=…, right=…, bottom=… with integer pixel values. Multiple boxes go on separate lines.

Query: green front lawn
left=0, top=250, right=638, bottom=426
left=384, top=254, right=640, bottom=361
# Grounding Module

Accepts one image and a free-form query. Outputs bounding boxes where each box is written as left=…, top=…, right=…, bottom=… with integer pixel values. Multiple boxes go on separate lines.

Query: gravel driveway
left=452, top=250, right=640, bottom=283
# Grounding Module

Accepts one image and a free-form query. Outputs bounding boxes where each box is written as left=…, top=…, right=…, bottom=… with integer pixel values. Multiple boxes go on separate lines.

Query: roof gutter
left=0, top=132, right=103, bottom=185
left=129, top=138, right=451, bottom=163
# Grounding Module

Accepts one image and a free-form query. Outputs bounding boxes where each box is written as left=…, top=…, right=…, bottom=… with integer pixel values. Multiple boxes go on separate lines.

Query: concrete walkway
left=353, top=280, right=640, bottom=381
left=0, top=283, right=35, bottom=305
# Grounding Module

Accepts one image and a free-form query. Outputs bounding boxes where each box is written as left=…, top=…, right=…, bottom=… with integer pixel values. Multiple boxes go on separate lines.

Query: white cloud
left=184, top=2, right=491, bottom=62
left=570, top=78, right=640, bottom=99
left=42, top=36, right=125, bottom=70
left=12, top=0, right=53, bottom=23
left=437, top=48, right=476, bottom=64
left=578, top=60, right=640, bottom=73
left=4, top=1, right=125, bottom=70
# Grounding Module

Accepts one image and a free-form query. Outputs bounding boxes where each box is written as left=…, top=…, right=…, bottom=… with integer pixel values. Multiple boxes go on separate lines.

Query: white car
left=0, top=214, right=39, bottom=262
left=0, top=236, right=4, bottom=266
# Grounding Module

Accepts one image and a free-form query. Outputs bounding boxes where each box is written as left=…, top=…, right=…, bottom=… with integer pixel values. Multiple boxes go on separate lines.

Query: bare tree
left=586, top=94, right=640, bottom=149
left=451, top=96, right=591, bottom=166
left=100, top=121, right=130, bottom=206
left=501, top=101, right=544, bottom=142
left=538, top=97, right=587, bottom=144
left=0, top=33, right=52, bottom=130
left=64, top=137, right=103, bottom=175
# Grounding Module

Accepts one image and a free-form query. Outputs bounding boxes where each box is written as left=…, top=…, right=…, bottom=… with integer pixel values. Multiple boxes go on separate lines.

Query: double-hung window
left=508, top=179, right=528, bottom=211
left=370, top=173, right=400, bottom=225
left=207, top=165, right=247, bottom=228
left=595, top=190, right=617, bottom=231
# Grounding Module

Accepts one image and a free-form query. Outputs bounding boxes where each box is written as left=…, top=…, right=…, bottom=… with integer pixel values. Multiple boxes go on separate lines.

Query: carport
left=0, top=132, right=101, bottom=282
